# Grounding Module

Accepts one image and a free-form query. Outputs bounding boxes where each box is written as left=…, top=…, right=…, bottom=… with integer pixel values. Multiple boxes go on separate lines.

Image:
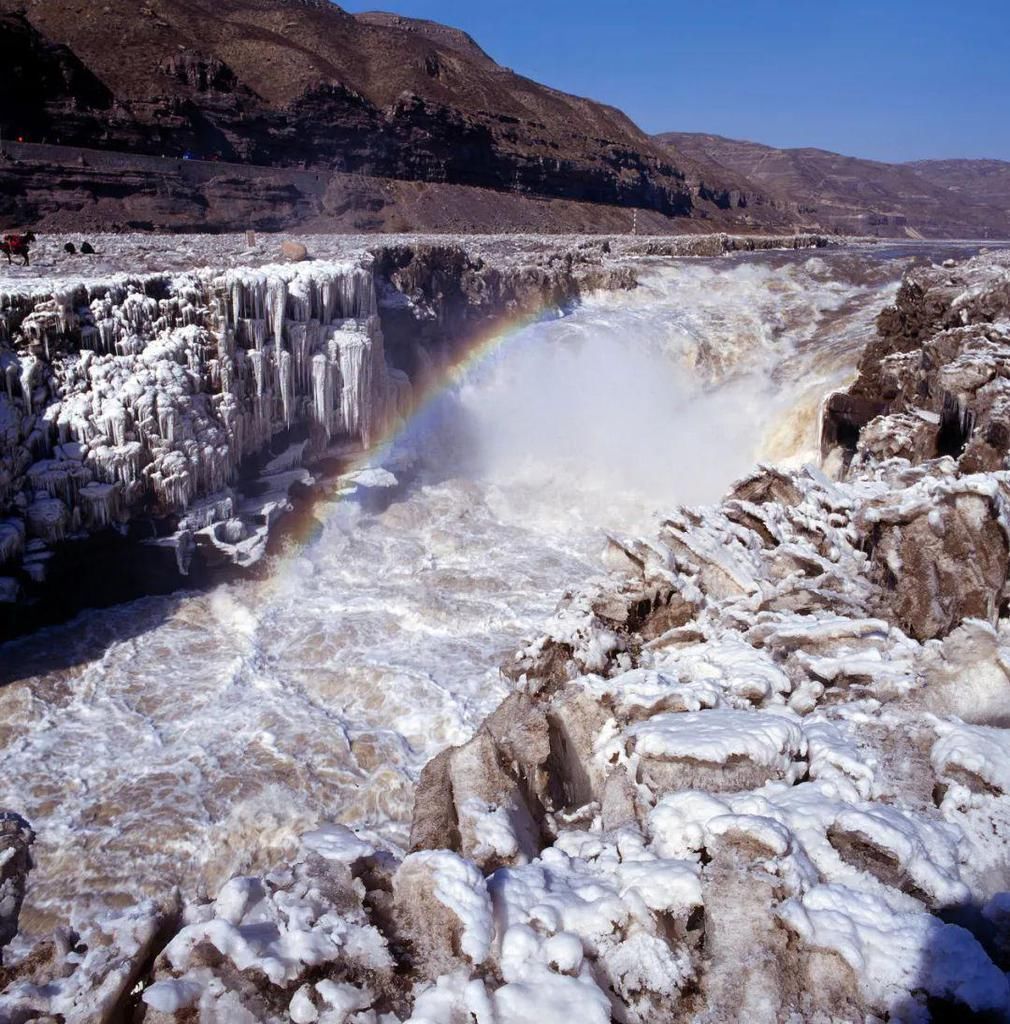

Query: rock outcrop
left=0, top=254, right=404, bottom=635
left=822, top=252, right=1010, bottom=639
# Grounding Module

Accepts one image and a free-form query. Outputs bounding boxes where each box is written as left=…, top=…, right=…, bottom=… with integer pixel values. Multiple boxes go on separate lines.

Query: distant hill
left=907, top=159, right=1010, bottom=214
left=0, top=0, right=793, bottom=232
left=657, top=132, right=1010, bottom=239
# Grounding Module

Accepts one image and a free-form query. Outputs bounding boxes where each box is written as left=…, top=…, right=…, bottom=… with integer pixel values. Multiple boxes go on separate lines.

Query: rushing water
left=0, top=244, right=988, bottom=935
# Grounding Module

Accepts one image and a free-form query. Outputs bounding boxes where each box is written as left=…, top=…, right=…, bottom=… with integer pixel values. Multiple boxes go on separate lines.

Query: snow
left=932, top=717, right=1010, bottom=795
left=779, top=884, right=1009, bottom=1014
left=142, top=978, right=203, bottom=1013
left=162, top=861, right=393, bottom=987
left=628, top=707, right=807, bottom=778
left=300, top=824, right=377, bottom=865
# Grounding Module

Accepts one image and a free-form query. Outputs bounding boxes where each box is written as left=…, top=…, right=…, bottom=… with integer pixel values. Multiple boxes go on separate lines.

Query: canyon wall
left=0, top=1, right=794, bottom=234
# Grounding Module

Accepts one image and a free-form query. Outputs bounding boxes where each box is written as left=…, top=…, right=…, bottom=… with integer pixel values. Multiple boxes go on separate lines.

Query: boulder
left=280, top=240, right=309, bottom=262
left=867, top=487, right=1009, bottom=641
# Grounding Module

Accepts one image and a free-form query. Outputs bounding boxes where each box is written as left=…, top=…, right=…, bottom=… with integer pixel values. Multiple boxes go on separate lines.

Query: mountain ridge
left=657, top=131, right=1010, bottom=238
left=0, top=0, right=794, bottom=232
left=0, top=1, right=1005, bottom=236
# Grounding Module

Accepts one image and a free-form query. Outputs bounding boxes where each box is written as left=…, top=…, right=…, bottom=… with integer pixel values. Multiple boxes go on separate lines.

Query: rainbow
left=266, top=302, right=561, bottom=562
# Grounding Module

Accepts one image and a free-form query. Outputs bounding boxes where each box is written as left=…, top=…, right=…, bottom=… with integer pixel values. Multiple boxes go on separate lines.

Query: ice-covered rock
left=137, top=826, right=396, bottom=1022
left=859, top=472, right=1010, bottom=640
left=2, top=902, right=179, bottom=1022
left=0, top=812, right=33, bottom=964
left=0, top=258, right=407, bottom=612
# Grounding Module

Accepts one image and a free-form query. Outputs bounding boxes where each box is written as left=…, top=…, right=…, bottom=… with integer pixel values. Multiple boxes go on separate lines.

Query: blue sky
left=341, top=0, right=1010, bottom=162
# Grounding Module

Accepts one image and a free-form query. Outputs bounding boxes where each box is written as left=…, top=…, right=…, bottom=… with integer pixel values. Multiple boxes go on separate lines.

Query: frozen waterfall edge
left=1, top=235, right=727, bottom=638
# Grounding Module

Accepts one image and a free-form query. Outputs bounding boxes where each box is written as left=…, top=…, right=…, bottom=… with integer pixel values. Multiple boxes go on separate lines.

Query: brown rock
left=868, top=489, right=1009, bottom=641
left=0, top=812, right=33, bottom=964
left=280, top=240, right=308, bottom=262
left=728, top=466, right=804, bottom=507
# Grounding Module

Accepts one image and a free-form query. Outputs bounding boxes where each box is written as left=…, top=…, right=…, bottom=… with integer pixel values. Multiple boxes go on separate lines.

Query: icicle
left=219, top=325, right=235, bottom=359
left=1, top=254, right=400, bottom=585
left=158, top=404, right=181, bottom=443
left=267, top=276, right=288, bottom=350
left=321, top=275, right=336, bottom=324
left=311, top=353, right=333, bottom=437
left=328, top=322, right=374, bottom=443
left=249, top=349, right=266, bottom=398
left=231, top=279, right=244, bottom=324
left=20, top=355, right=38, bottom=416
left=279, top=349, right=293, bottom=428
left=79, top=482, right=121, bottom=529
left=102, top=400, right=130, bottom=447
left=288, top=278, right=312, bottom=324
left=89, top=441, right=145, bottom=488
left=0, top=518, right=26, bottom=567
left=220, top=355, right=235, bottom=395
left=2, top=354, right=18, bottom=402
left=26, top=460, right=91, bottom=505
left=25, top=496, right=69, bottom=544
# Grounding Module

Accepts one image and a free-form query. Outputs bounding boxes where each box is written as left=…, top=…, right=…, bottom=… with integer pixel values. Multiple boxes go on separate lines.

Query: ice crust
left=5, top=247, right=1010, bottom=1022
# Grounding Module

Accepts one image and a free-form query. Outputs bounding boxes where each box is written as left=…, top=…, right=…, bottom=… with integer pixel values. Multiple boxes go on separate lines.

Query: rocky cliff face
left=3, top=251, right=1010, bottom=1022
left=0, top=254, right=402, bottom=633
left=0, top=0, right=790, bottom=233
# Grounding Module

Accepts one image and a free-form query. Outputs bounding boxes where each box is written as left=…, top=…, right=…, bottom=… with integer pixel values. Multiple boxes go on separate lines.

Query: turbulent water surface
left=0, top=244, right=983, bottom=934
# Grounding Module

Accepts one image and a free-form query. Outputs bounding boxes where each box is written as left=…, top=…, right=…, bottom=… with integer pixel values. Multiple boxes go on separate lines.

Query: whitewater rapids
left=0, top=246, right=932, bottom=936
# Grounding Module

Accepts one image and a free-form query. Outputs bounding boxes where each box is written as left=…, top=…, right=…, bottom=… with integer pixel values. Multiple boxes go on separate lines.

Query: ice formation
left=4, top=245, right=1010, bottom=1022
left=0, top=258, right=408, bottom=597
